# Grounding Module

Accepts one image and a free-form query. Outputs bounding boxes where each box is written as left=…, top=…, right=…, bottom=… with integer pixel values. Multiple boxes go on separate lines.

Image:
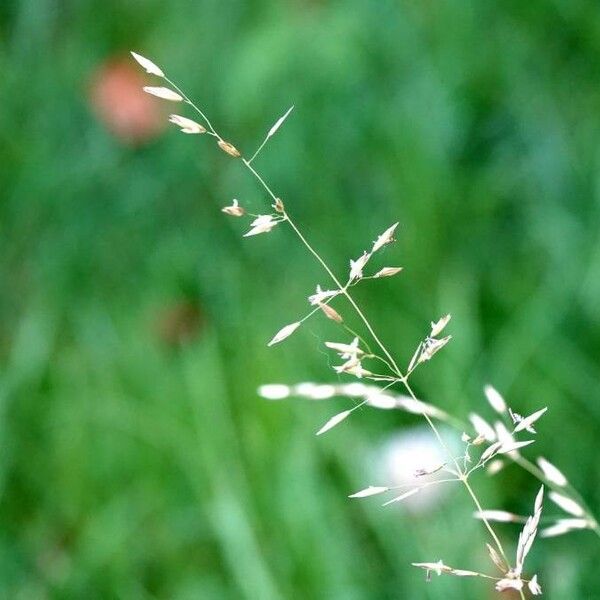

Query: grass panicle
left=130, top=50, right=600, bottom=598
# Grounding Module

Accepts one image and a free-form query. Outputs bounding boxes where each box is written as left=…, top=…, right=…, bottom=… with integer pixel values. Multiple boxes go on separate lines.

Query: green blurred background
left=2, top=0, right=600, bottom=598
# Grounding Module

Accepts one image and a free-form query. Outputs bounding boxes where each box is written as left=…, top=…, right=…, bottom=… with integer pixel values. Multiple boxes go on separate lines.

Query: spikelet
left=349, top=486, right=389, bottom=498
left=316, top=409, right=352, bottom=435
left=430, top=314, right=451, bottom=337
left=218, top=139, right=241, bottom=157
left=318, top=303, right=343, bottom=323
left=383, top=488, right=420, bottom=506
left=372, top=222, right=399, bottom=252
left=548, top=491, right=584, bottom=517
left=349, top=251, right=370, bottom=280
left=169, top=114, right=206, bottom=134
left=221, top=199, right=245, bottom=217
left=244, top=215, right=278, bottom=237
left=373, top=267, right=403, bottom=278
left=268, top=106, right=294, bottom=138
left=473, top=510, right=522, bottom=523
left=536, top=457, right=567, bottom=487
left=513, top=407, right=547, bottom=434
left=484, top=385, right=507, bottom=414
left=268, top=322, right=301, bottom=346
left=130, top=51, right=164, bottom=77
left=143, top=86, right=183, bottom=101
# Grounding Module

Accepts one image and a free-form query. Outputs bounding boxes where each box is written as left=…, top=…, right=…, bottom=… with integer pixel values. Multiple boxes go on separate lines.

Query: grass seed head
left=218, top=139, right=241, bottom=157
left=373, top=266, right=403, bottom=278
left=318, top=303, right=343, bottom=323
left=143, top=86, right=183, bottom=101
left=168, top=114, right=206, bottom=133
left=221, top=199, right=245, bottom=217
left=130, top=51, right=165, bottom=77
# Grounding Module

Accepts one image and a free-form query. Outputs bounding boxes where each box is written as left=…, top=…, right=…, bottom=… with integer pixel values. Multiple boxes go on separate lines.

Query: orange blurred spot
left=90, top=57, right=166, bottom=145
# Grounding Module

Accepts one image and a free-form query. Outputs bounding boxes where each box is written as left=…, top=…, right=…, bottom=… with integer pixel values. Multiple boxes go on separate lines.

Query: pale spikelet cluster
left=464, top=387, right=548, bottom=476
left=463, top=386, right=597, bottom=542
left=251, top=219, right=411, bottom=434
left=407, top=315, right=452, bottom=373
left=129, top=51, right=600, bottom=598
left=245, top=214, right=283, bottom=237
left=413, top=488, right=544, bottom=595
left=493, top=486, right=544, bottom=595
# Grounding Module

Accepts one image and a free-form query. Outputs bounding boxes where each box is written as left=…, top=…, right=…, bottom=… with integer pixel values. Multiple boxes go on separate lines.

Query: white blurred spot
left=371, top=426, right=455, bottom=513
left=258, top=384, right=290, bottom=400
left=311, top=384, right=336, bottom=400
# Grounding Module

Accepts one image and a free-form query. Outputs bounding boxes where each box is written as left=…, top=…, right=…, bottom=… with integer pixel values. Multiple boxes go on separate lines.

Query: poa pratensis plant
left=131, top=51, right=600, bottom=597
